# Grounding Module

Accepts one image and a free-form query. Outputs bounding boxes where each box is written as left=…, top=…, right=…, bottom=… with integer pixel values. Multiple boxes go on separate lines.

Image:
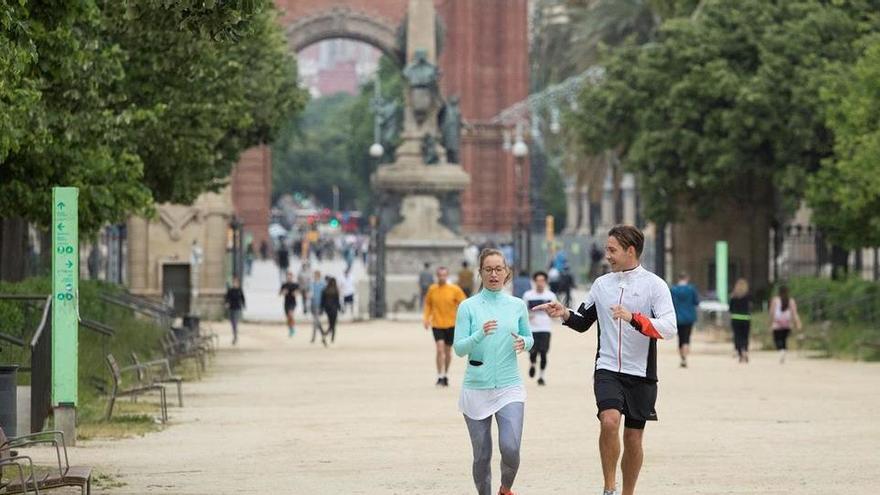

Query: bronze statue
left=421, top=133, right=440, bottom=165
left=439, top=95, right=462, bottom=163
left=403, top=49, right=439, bottom=89
left=403, top=49, right=439, bottom=125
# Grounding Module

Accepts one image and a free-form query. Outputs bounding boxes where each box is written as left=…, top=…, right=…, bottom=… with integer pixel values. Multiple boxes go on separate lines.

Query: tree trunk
left=0, top=217, right=29, bottom=282
left=831, top=244, right=849, bottom=280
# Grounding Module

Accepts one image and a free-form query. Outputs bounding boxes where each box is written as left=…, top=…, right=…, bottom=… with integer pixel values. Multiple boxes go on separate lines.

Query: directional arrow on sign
left=57, top=222, right=65, bottom=231
left=57, top=201, right=65, bottom=210
left=66, top=259, right=73, bottom=269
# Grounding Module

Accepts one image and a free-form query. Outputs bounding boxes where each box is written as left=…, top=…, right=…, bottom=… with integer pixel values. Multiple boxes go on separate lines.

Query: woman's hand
left=482, top=320, right=497, bottom=336
left=511, top=332, right=525, bottom=353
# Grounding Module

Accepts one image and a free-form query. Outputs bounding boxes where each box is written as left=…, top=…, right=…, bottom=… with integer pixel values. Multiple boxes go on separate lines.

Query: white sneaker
left=602, top=489, right=618, bottom=495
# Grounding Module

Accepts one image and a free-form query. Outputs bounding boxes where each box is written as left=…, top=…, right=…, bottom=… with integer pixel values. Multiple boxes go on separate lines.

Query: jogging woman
left=769, top=285, right=801, bottom=363
left=729, top=278, right=751, bottom=363
left=453, top=248, right=533, bottom=495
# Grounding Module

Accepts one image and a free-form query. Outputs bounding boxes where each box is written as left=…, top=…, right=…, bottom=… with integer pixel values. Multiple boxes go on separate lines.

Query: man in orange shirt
left=423, top=266, right=467, bottom=387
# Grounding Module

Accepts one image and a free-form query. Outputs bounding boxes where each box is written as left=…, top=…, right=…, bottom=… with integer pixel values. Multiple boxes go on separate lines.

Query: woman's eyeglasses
left=481, top=267, right=506, bottom=275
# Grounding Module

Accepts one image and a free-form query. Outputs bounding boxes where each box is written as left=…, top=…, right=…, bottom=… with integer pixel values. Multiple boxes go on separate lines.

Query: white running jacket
left=564, top=265, right=676, bottom=380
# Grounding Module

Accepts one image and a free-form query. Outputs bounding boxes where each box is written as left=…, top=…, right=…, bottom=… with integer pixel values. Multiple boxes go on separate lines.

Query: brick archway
left=285, top=7, right=403, bottom=64
left=233, top=0, right=530, bottom=246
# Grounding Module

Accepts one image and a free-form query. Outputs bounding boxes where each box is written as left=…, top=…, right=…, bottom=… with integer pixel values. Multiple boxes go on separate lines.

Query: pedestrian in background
left=769, top=285, right=802, bottom=364
left=276, top=241, right=290, bottom=284
left=341, top=268, right=356, bottom=317
left=279, top=271, right=299, bottom=338
left=423, top=266, right=467, bottom=387
left=224, top=277, right=246, bottom=345
left=322, top=277, right=343, bottom=344
left=729, top=278, right=751, bottom=363
left=512, top=269, right=531, bottom=299
left=457, top=261, right=475, bottom=297
left=298, top=265, right=311, bottom=315
left=671, top=272, right=700, bottom=368
left=310, top=270, right=326, bottom=345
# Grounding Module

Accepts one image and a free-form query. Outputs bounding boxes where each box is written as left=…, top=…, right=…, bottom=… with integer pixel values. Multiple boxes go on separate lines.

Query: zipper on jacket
left=617, top=286, right=624, bottom=372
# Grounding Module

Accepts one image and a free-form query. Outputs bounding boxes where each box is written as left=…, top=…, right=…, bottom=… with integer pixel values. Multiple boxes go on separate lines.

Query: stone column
left=577, top=184, right=592, bottom=235
left=127, top=217, right=149, bottom=293
left=621, top=173, right=636, bottom=225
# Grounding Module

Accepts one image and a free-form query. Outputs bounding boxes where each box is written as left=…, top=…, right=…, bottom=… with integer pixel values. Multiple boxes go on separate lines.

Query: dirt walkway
left=48, top=319, right=880, bottom=494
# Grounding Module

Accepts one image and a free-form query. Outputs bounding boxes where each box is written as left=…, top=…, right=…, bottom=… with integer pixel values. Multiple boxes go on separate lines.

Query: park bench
left=161, top=331, right=205, bottom=378
left=130, top=352, right=184, bottom=407
left=105, top=354, right=168, bottom=423
left=0, top=427, right=92, bottom=494
left=796, top=321, right=832, bottom=357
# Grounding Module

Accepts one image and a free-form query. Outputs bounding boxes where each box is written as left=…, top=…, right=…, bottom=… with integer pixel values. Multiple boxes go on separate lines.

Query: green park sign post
left=716, top=241, right=728, bottom=304
left=52, top=187, right=78, bottom=442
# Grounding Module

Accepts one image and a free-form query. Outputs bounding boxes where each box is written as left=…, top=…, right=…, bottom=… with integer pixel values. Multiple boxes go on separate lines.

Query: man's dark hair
left=608, top=224, right=644, bottom=258
left=462, top=261, right=469, bottom=268
left=424, top=262, right=430, bottom=269
left=532, top=271, right=548, bottom=281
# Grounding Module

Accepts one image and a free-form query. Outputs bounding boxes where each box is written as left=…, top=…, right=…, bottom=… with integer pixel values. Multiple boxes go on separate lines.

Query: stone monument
left=371, top=0, right=470, bottom=310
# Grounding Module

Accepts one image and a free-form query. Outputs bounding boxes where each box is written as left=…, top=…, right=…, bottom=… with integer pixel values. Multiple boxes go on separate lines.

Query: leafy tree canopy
left=571, top=0, right=880, bottom=224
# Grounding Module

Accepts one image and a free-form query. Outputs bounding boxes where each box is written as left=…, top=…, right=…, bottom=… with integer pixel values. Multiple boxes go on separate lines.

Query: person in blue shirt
left=512, top=269, right=531, bottom=299
left=454, top=248, right=533, bottom=495
left=670, top=272, right=700, bottom=368
left=309, top=270, right=327, bottom=346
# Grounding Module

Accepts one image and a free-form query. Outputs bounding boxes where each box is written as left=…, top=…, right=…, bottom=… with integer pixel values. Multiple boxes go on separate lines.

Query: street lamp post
left=369, top=74, right=386, bottom=318
left=512, top=123, right=529, bottom=273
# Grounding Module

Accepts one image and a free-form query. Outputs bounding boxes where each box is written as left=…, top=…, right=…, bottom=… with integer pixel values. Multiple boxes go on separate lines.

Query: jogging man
left=423, top=266, right=466, bottom=387
left=533, top=225, right=676, bottom=495
left=523, top=271, right=556, bottom=385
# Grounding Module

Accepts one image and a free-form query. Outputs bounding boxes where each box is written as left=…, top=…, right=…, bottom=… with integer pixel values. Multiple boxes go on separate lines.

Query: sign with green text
left=52, top=187, right=78, bottom=406
left=716, top=241, right=728, bottom=305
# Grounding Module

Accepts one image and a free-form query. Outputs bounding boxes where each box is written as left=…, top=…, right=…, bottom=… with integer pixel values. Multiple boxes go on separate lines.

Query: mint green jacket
left=453, top=288, right=534, bottom=389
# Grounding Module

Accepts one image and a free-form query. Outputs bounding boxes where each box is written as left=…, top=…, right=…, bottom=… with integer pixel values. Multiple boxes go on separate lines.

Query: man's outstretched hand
left=531, top=301, right=570, bottom=321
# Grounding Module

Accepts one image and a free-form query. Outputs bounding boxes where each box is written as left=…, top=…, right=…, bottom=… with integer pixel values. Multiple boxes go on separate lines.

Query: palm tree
left=531, top=0, right=698, bottom=220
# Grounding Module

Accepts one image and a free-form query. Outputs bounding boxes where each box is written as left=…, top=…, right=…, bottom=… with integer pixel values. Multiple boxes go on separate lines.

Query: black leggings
left=773, top=328, right=791, bottom=350
left=529, top=333, right=550, bottom=369
left=529, top=349, right=548, bottom=369
left=731, top=320, right=750, bottom=356
left=325, top=308, right=338, bottom=342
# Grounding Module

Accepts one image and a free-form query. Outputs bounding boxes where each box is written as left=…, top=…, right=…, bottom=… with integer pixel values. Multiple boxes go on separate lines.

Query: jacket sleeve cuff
left=631, top=312, right=664, bottom=339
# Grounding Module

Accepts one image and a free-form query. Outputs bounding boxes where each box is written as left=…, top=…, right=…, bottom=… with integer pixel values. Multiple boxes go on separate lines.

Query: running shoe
left=528, top=366, right=535, bottom=378
left=442, top=377, right=449, bottom=387
left=537, top=378, right=545, bottom=386
left=602, top=489, right=618, bottom=495
left=435, top=378, right=444, bottom=387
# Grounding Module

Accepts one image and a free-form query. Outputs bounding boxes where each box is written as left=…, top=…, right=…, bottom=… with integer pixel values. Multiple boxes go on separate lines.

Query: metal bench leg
left=176, top=381, right=183, bottom=407
left=160, top=388, right=168, bottom=423
left=106, top=395, right=116, bottom=421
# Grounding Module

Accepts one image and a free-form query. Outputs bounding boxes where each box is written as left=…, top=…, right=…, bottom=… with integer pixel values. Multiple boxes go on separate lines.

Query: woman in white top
left=768, top=285, right=802, bottom=363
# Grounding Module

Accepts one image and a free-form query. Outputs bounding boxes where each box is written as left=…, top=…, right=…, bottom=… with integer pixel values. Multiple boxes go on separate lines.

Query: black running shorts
left=532, top=332, right=551, bottom=353
left=677, top=324, right=693, bottom=347
left=594, top=368, right=658, bottom=429
left=432, top=327, right=454, bottom=346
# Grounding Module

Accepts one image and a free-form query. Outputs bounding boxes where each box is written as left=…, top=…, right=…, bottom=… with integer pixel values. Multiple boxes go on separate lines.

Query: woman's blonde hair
left=478, top=248, right=512, bottom=286
left=731, top=278, right=749, bottom=298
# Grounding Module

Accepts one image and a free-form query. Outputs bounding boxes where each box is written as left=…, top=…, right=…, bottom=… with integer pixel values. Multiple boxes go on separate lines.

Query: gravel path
left=41, top=318, right=880, bottom=494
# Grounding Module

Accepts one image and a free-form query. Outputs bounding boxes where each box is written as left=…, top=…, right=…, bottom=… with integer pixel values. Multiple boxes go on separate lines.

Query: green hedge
left=780, top=277, right=880, bottom=361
